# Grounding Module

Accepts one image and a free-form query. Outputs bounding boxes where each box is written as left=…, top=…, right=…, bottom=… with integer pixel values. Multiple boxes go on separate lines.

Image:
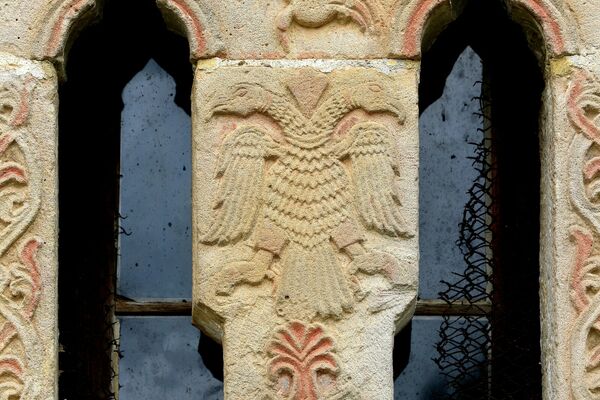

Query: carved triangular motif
left=286, top=69, right=329, bottom=117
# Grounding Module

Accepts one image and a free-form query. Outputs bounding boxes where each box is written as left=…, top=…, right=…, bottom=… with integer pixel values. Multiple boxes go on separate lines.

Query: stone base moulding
left=192, top=60, right=419, bottom=399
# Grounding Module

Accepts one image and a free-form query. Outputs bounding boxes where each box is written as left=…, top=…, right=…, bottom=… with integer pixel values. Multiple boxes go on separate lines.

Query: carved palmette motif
left=200, top=70, right=412, bottom=319
left=568, top=71, right=600, bottom=400
left=265, top=321, right=361, bottom=400
left=267, top=321, right=338, bottom=399
left=0, top=76, right=44, bottom=400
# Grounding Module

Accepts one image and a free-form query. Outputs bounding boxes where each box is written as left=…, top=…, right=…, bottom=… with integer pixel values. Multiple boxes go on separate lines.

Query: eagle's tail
left=278, top=241, right=354, bottom=318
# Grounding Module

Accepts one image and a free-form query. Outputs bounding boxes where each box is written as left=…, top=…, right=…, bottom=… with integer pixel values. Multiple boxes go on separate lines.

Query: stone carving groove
left=568, top=71, right=600, bottom=400
left=512, top=0, right=578, bottom=57
left=200, top=71, right=411, bottom=319
left=0, top=238, right=44, bottom=400
left=0, top=75, right=45, bottom=400
left=568, top=72, right=600, bottom=233
left=41, top=0, right=97, bottom=57
left=396, top=0, right=447, bottom=58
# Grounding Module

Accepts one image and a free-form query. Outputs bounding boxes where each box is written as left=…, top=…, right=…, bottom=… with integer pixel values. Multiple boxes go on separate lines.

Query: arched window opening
left=400, top=0, right=545, bottom=398
left=57, top=0, right=218, bottom=398
left=394, top=45, right=485, bottom=399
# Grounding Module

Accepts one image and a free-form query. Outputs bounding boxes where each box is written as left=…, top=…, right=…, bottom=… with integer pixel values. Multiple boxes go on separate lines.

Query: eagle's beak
left=392, top=106, right=405, bottom=124
left=387, top=98, right=406, bottom=124
left=212, top=103, right=228, bottom=114
left=206, top=103, right=228, bottom=121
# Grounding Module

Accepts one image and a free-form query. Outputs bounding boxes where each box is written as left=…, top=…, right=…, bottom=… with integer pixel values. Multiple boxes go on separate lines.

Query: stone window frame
left=0, top=0, right=593, bottom=398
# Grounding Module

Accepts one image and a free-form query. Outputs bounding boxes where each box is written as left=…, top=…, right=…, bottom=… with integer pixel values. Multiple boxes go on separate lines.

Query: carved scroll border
left=0, top=60, right=53, bottom=400
left=568, top=70, right=600, bottom=400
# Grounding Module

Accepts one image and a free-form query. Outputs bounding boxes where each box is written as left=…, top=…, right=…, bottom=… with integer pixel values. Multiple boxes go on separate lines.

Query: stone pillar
left=156, top=3, right=433, bottom=399
left=157, top=1, right=433, bottom=397
left=529, top=2, right=600, bottom=399
left=192, top=61, right=419, bottom=399
left=0, top=1, right=100, bottom=399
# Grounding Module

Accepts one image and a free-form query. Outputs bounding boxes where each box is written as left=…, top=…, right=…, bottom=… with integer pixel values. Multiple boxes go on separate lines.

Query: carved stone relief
left=159, top=0, right=398, bottom=58
left=155, top=0, right=578, bottom=60
left=0, top=53, right=57, bottom=400
left=266, top=321, right=342, bottom=399
left=0, top=0, right=587, bottom=399
left=192, top=63, right=418, bottom=399
left=567, top=70, right=600, bottom=400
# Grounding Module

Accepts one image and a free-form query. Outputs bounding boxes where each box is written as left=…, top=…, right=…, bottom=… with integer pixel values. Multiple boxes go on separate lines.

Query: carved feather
left=347, top=122, right=409, bottom=237
left=201, top=126, right=272, bottom=245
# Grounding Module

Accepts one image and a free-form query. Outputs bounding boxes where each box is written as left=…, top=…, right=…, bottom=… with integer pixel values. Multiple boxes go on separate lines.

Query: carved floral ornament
left=266, top=321, right=357, bottom=400
left=0, top=73, right=45, bottom=400
left=568, top=71, right=600, bottom=400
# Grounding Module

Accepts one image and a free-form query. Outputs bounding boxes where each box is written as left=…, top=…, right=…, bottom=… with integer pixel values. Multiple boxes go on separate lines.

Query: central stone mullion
left=192, top=59, right=419, bottom=399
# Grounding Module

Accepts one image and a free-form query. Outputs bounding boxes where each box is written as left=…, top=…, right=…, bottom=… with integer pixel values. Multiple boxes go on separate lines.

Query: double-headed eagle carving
left=201, top=75, right=411, bottom=318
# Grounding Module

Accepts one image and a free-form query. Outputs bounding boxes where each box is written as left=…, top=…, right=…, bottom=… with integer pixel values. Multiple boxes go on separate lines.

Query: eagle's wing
left=201, top=126, right=274, bottom=244
left=346, top=122, right=410, bottom=237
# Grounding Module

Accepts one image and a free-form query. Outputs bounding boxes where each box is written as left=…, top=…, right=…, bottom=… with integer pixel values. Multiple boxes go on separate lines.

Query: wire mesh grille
left=434, top=81, right=494, bottom=399
left=434, top=69, right=542, bottom=398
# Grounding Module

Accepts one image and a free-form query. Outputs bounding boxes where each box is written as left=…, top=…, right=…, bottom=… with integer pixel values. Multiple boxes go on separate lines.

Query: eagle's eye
left=369, top=84, right=382, bottom=93
left=235, top=88, right=248, bottom=97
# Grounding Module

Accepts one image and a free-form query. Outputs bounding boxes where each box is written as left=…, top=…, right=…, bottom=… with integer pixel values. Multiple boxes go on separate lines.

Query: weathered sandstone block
left=0, top=0, right=100, bottom=77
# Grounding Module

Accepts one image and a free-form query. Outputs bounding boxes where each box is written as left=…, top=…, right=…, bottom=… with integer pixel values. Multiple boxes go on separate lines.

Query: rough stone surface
left=564, top=0, right=600, bottom=52
left=0, top=52, right=58, bottom=400
left=0, top=0, right=100, bottom=74
left=192, top=62, right=418, bottom=399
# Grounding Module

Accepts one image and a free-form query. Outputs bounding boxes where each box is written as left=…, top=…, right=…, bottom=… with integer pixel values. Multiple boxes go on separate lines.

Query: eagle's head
left=348, top=81, right=405, bottom=123
left=207, top=83, right=272, bottom=119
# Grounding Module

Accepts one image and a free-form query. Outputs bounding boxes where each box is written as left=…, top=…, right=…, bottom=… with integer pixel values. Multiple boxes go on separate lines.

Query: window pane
left=118, top=60, right=192, bottom=299
left=394, top=316, right=488, bottom=399
left=118, top=317, right=223, bottom=399
left=419, top=47, right=483, bottom=299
